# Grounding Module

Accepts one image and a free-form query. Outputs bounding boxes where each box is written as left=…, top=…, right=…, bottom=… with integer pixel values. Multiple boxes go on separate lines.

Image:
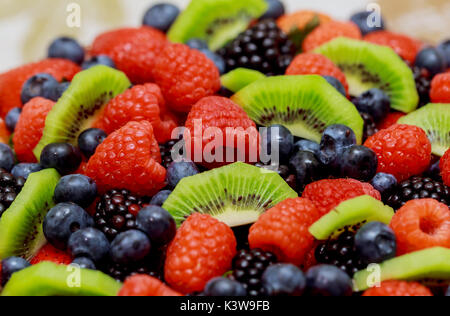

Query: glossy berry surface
left=0, top=169, right=25, bottom=217
left=77, top=128, right=107, bottom=159
left=322, top=75, right=346, bottom=97
left=11, top=163, right=42, bottom=179
left=82, top=55, right=116, bottom=70
left=203, top=277, right=247, bottom=297
left=293, top=139, right=320, bottom=157
left=319, top=124, right=357, bottom=170
left=40, top=143, right=82, bottom=175
left=150, top=190, right=172, bottom=207
left=261, top=264, right=306, bottom=296
left=1, top=257, right=31, bottom=287
left=5, top=107, right=21, bottom=132
left=289, top=150, right=322, bottom=191
left=261, top=125, right=294, bottom=163
left=437, top=39, right=450, bottom=66
left=305, top=264, right=353, bottom=296
left=136, top=206, right=176, bottom=246
left=414, top=47, right=447, bottom=76
left=166, top=161, right=200, bottom=189
left=370, top=172, right=398, bottom=200
left=110, top=230, right=151, bottom=265
left=186, top=38, right=208, bottom=50
left=72, top=257, right=96, bottom=270
left=353, top=88, right=390, bottom=122
left=48, top=37, right=85, bottom=65
left=54, top=174, right=98, bottom=208
left=20, top=73, right=59, bottom=104
left=350, top=11, right=385, bottom=35
left=199, top=49, right=226, bottom=75
left=142, top=3, right=180, bottom=32
left=0, top=144, right=15, bottom=172
left=261, top=0, right=285, bottom=20
left=68, top=227, right=110, bottom=263
left=340, top=145, right=378, bottom=182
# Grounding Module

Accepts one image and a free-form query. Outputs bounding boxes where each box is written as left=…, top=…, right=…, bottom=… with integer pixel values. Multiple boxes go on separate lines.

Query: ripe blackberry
left=360, top=112, right=379, bottom=141
left=218, top=19, right=296, bottom=76
left=0, top=168, right=25, bottom=218
left=386, top=176, right=450, bottom=210
left=412, top=66, right=432, bottom=107
left=229, top=248, right=277, bottom=296
left=255, top=162, right=296, bottom=189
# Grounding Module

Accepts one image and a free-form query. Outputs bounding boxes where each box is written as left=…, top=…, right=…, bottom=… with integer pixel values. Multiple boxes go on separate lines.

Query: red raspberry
left=377, top=111, right=405, bottom=130
left=13, top=97, right=55, bottom=163
left=30, top=244, right=73, bottom=265
left=0, top=59, right=80, bottom=117
left=364, top=31, right=423, bottom=64
left=153, top=112, right=179, bottom=144
left=363, top=281, right=433, bottom=297
left=164, top=213, right=236, bottom=294
left=118, top=275, right=182, bottom=297
left=440, top=149, right=450, bottom=186
left=286, top=53, right=348, bottom=94
left=153, top=44, right=221, bottom=113
left=277, top=10, right=332, bottom=34
left=390, top=199, right=450, bottom=255
left=0, top=118, right=10, bottom=144
left=302, top=21, right=362, bottom=52
left=248, top=198, right=322, bottom=266
left=85, top=121, right=166, bottom=196
left=430, top=73, right=450, bottom=103
left=364, top=124, right=432, bottom=181
left=91, top=27, right=167, bottom=84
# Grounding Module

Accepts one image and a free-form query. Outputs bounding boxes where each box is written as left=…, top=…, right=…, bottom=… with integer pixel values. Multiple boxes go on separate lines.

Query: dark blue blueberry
left=142, top=3, right=180, bottom=32
left=424, top=159, right=441, bottom=181
left=261, top=125, right=294, bottom=163
left=150, top=190, right=172, bottom=206
left=5, top=107, right=22, bottom=132
left=71, top=257, right=96, bottom=270
left=200, top=49, right=226, bottom=75
left=293, top=139, right=320, bottom=157
left=355, top=221, right=397, bottom=265
left=50, top=81, right=71, bottom=101
left=11, top=163, right=43, bottom=179
left=186, top=38, right=209, bottom=50
left=437, top=39, right=450, bottom=67
left=0, top=144, right=15, bottom=172
left=289, top=151, right=322, bottom=191
left=322, top=75, right=346, bottom=97
left=260, top=0, right=285, bottom=20
left=353, top=88, right=390, bottom=123
left=340, top=145, right=378, bottom=182
left=262, top=264, right=306, bottom=296
left=203, top=277, right=247, bottom=297
left=68, top=227, right=110, bottom=263
left=166, top=161, right=200, bottom=189
left=48, top=37, right=85, bottom=65
left=318, top=125, right=356, bottom=171
left=136, top=206, right=176, bottom=246
left=54, top=174, right=98, bottom=208
left=414, top=47, right=447, bottom=76
left=40, top=143, right=82, bottom=175
left=1, top=257, right=31, bottom=287
left=350, top=11, right=385, bottom=35
left=43, top=202, right=94, bottom=250
left=78, top=128, right=107, bottom=159
left=306, top=265, right=353, bottom=296
left=21, top=73, right=60, bottom=104
left=110, top=230, right=151, bottom=265
left=82, top=55, right=116, bottom=70
left=371, top=173, right=397, bottom=199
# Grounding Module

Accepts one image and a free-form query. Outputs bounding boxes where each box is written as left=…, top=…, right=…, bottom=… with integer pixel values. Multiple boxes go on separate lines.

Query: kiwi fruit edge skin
left=315, top=37, right=419, bottom=113
left=231, top=74, right=365, bottom=144
left=398, top=103, right=450, bottom=157
left=168, top=0, right=268, bottom=51
left=162, top=162, right=298, bottom=228
left=353, top=247, right=450, bottom=292
left=309, top=195, right=395, bottom=241
left=33, top=65, right=131, bottom=160
left=221, top=68, right=266, bottom=93
left=1, top=262, right=121, bottom=296
left=0, top=168, right=60, bottom=261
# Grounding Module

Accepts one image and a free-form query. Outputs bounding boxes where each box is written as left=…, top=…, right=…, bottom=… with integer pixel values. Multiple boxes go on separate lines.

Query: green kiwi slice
left=309, top=195, right=395, bottom=240
left=398, top=103, right=450, bottom=156
left=162, top=162, right=298, bottom=227
left=231, top=75, right=364, bottom=144
left=0, top=169, right=60, bottom=260
left=221, top=68, right=266, bottom=93
left=315, top=37, right=419, bottom=113
left=168, top=0, right=268, bottom=51
left=1, top=262, right=121, bottom=296
left=353, top=247, right=450, bottom=291
left=33, top=65, right=131, bottom=160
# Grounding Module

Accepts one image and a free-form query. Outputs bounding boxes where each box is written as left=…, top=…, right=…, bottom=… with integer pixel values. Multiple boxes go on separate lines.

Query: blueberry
left=54, top=174, right=97, bottom=208
left=371, top=173, right=397, bottom=199
left=150, top=190, right=172, bottom=206
left=110, top=230, right=151, bottom=265
left=5, top=107, right=22, bottom=132
left=0, top=144, right=15, bottom=172
left=306, top=265, right=353, bottom=296
left=142, top=3, right=180, bottom=32
left=437, top=39, right=450, bottom=67
left=40, top=143, right=82, bottom=175
left=262, top=264, right=306, bottom=296
left=350, top=11, right=385, bottom=35
left=166, top=161, right=199, bottom=189
left=11, top=163, right=42, bottom=179
left=414, top=47, right=447, bottom=76
left=43, top=202, right=94, bottom=250
left=424, top=159, right=441, bottom=181
left=261, top=0, right=285, bottom=20
left=186, top=38, right=209, bottom=50
left=50, top=81, right=70, bottom=101
left=293, top=139, right=320, bottom=157
left=261, top=125, right=294, bottom=163
left=68, top=227, right=110, bottom=263
left=340, top=145, right=378, bottom=182
left=353, top=89, right=391, bottom=123
left=136, top=206, right=176, bottom=246
left=203, top=277, right=247, bottom=296
left=355, top=221, right=397, bottom=265
left=289, top=151, right=322, bottom=191
left=200, top=49, right=226, bottom=74
left=1, top=257, right=31, bottom=287
left=322, top=75, right=346, bottom=97
left=21, top=73, right=60, bottom=104
left=48, top=37, right=85, bottom=65
left=78, top=128, right=107, bottom=159
left=319, top=125, right=356, bottom=170
left=71, top=257, right=97, bottom=270
left=82, top=55, right=116, bottom=70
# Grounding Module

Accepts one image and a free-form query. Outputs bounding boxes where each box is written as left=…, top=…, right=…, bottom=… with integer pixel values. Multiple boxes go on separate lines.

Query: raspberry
left=91, top=27, right=167, bottom=84
left=153, top=44, right=221, bottom=113
left=85, top=121, right=166, bottom=196
left=30, top=244, right=73, bottom=265
left=277, top=10, right=332, bottom=34
left=164, top=213, right=237, bottom=294
left=248, top=198, right=322, bottom=266
left=153, top=112, right=179, bottom=144
left=364, top=31, right=423, bottom=64
left=0, top=59, right=80, bottom=117
left=0, top=118, right=10, bottom=144
left=441, top=149, right=450, bottom=186
left=302, top=21, right=362, bottom=52
left=118, top=275, right=181, bottom=297
left=363, top=281, right=433, bottom=296
left=302, top=179, right=381, bottom=217
left=364, top=124, right=432, bottom=181
left=376, top=112, right=405, bottom=130
left=286, top=53, right=348, bottom=94
left=430, top=73, right=450, bottom=103
left=390, top=199, right=450, bottom=255
left=13, top=97, right=55, bottom=163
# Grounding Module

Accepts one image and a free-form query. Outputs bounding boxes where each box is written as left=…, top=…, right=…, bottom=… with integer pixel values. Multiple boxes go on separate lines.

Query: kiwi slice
left=0, top=169, right=60, bottom=260
left=33, top=65, right=131, bottom=160
left=398, top=103, right=450, bottom=156
left=168, top=0, right=268, bottom=51
left=315, top=37, right=419, bottom=113
left=309, top=195, right=395, bottom=240
left=231, top=75, right=364, bottom=144
left=162, top=162, right=298, bottom=227
left=1, top=262, right=121, bottom=296
left=353, top=247, right=450, bottom=291
left=221, top=68, right=266, bottom=93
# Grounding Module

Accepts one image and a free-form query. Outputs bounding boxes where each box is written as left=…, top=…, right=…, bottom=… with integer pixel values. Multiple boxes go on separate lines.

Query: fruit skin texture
left=303, top=21, right=362, bottom=52
left=119, top=275, right=181, bottom=296
left=377, top=112, right=405, bottom=130
left=430, top=73, right=450, bottom=103
left=277, top=10, right=332, bottom=34
left=85, top=121, right=166, bottom=196
left=13, top=97, right=55, bottom=163
left=30, top=244, right=73, bottom=265
left=363, top=280, right=433, bottom=297
left=248, top=198, right=321, bottom=266
left=441, top=149, right=450, bottom=186
left=153, top=44, right=221, bottom=113
left=364, top=124, right=432, bottom=182
left=164, top=213, right=237, bottom=294
left=390, top=199, right=450, bottom=255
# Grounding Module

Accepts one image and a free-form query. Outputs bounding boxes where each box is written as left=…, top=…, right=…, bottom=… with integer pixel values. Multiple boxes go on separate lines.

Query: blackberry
left=218, top=19, right=296, bottom=76
left=255, top=162, right=296, bottom=189
left=229, top=248, right=277, bottom=296
left=360, top=112, right=379, bottom=141
left=412, top=66, right=431, bottom=107
left=386, top=176, right=450, bottom=210
left=159, top=140, right=177, bottom=169
left=0, top=168, right=25, bottom=218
